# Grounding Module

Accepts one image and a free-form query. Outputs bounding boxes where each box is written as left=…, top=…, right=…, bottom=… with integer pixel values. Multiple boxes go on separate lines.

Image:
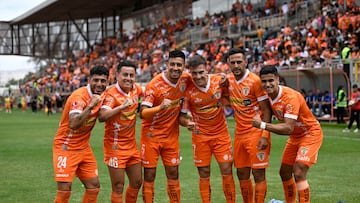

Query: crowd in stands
left=1, top=0, right=359, bottom=117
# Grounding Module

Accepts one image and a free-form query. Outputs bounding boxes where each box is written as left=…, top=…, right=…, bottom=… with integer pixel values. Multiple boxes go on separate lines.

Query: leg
left=54, top=182, right=72, bottom=203
left=198, top=166, right=211, bottom=203
left=165, top=165, right=180, bottom=203
left=143, top=167, right=156, bottom=203
left=237, top=167, right=254, bottom=203
left=293, top=162, right=310, bottom=203
left=219, top=162, right=235, bottom=203
left=280, top=164, right=296, bottom=203
left=252, top=168, right=267, bottom=203
left=355, top=110, right=360, bottom=130
left=80, top=177, right=100, bottom=203
left=107, top=166, right=125, bottom=203
left=125, top=163, right=142, bottom=203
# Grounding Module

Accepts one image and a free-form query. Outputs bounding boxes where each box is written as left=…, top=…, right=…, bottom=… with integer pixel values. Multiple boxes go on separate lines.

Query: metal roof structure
left=10, top=0, right=164, bottom=25
left=0, top=0, right=187, bottom=59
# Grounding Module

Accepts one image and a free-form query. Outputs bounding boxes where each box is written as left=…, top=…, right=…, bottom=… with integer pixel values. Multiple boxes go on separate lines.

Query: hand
left=256, top=137, right=269, bottom=150
left=160, top=99, right=172, bottom=110
left=89, top=94, right=102, bottom=109
left=186, top=121, right=195, bottom=131
left=218, top=73, right=228, bottom=88
left=252, top=112, right=262, bottom=128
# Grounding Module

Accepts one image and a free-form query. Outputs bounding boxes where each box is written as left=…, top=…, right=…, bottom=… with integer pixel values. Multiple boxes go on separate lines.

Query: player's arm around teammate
left=98, top=61, right=143, bottom=203
left=53, top=66, right=109, bottom=203
left=252, top=65, right=323, bottom=203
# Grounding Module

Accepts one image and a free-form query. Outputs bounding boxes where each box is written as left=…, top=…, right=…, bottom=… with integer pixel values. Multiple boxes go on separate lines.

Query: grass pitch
left=0, top=109, right=359, bottom=203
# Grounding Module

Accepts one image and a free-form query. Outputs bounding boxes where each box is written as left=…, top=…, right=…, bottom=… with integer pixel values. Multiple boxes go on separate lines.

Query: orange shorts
left=53, top=146, right=98, bottom=182
left=192, top=133, right=233, bottom=167
left=282, top=128, right=323, bottom=167
left=140, top=135, right=180, bottom=168
left=233, top=131, right=271, bottom=169
left=104, top=148, right=141, bottom=169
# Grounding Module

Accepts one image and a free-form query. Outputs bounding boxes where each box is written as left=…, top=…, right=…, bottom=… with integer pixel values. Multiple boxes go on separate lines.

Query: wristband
left=260, top=121, right=266, bottom=130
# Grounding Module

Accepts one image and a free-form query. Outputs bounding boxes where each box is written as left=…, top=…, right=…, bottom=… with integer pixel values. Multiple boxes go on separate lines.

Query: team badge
left=214, top=91, right=221, bottom=99
left=242, top=87, right=250, bottom=96
left=256, top=152, right=265, bottom=161
left=180, top=84, right=186, bottom=92
left=300, top=147, right=309, bottom=155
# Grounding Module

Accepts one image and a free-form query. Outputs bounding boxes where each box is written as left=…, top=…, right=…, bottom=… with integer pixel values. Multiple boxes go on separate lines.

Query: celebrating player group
left=52, top=48, right=322, bottom=203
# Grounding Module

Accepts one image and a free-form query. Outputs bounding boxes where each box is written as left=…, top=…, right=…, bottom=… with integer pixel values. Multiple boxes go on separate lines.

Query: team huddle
left=52, top=48, right=323, bottom=203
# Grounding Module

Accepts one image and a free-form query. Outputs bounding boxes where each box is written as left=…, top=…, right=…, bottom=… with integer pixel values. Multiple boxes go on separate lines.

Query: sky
left=0, top=0, right=45, bottom=85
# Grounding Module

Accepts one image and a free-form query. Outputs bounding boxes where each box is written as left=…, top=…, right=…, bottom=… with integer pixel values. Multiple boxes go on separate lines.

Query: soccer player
left=179, top=55, right=236, bottom=203
left=140, top=50, right=191, bottom=202
left=52, top=66, right=109, bottom=203
left=226, top=48, right=272, bottom=203
left=253, top=65, right=323, bottom=203
left=98, top=61, right=143, bottom=202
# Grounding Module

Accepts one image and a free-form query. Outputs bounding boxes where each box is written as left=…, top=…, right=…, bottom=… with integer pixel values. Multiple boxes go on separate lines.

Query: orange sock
left=199, top=177, right=211, bottom=203
left=54, top=190, right=71, bottom=203
left=111, top=192, right=123, bottom=203
left=222, top=175, right=236, bottom=203
left=255, top=180, right=267, bottom=203
left=82, top=188, right=99, bottom=203
left=142, top=181, right=154, bottom=203
left=297, top=180, right=310, bottom=203
left=282, top=178, right=296, bottom=203
left=125, top=185, right=140, bottom=203
left=167, top=179, right=181, bottom=203
left=239, top=179, right=254, bottom=203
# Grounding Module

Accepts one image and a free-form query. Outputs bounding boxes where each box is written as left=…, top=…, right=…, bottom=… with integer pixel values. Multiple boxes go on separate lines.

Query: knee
left=144, top=168, right=156, bottom=182
left=113, top=181, right=125, bottom=193
left=198, top=166, right=211, bottom=178
left=293, top=164, right=308, bottom=181
left=165, top=166, right=179, bottom=179
left=279, top=167, right=293, bottom=181
left=252, top=169, right=265, bottom=182
left=132, top=179, right=143, bottom=189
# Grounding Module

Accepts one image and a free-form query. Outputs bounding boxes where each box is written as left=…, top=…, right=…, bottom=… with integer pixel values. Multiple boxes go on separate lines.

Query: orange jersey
left=182, top=75, right=228, bottom=137
left=227, top=70, right=268, bottom=135
left=53, top=85, right=102, bottom=150
left=270, top=86, right=322, bottom=138
left=101, top=83, right=142, bottom=151
left=141, top=72, right=191, bottom=139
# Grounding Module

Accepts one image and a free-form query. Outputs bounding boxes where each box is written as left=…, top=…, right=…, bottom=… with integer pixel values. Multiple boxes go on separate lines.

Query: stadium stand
left=0, top=0, right=359, bottom=121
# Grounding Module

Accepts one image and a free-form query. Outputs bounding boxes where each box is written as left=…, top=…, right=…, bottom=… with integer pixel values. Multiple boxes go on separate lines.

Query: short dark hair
left=352, top=84, right=358, bottom=89
left=259, top=65, right=279, bottom=76
left=90, top=66, right=109, bottom=77
left=117, top=60, right=137, bottom=72
left=188, top=55, right=206, bottom=69
left=169, top=49, right=185, bottom=61
left=227, top=48, right=246, bottom=57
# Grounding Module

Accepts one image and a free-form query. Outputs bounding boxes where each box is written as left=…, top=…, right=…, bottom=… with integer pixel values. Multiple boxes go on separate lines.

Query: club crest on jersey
left=180, top=84, right=186, bottom=92
left=214, top=91, right=221, bottom=99
left=300, top=147, right=309, bottom=156
left=242, top=87, right=250, bottom=96
left=257, top=152, right=265, bottom=161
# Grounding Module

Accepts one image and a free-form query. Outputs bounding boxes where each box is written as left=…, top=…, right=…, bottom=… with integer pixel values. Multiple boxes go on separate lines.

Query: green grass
left=0, top=108, right=359, bottom=203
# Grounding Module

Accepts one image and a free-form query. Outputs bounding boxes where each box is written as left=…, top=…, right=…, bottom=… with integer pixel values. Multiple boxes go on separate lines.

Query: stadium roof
left=10, top=0, right=165, bottom=25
